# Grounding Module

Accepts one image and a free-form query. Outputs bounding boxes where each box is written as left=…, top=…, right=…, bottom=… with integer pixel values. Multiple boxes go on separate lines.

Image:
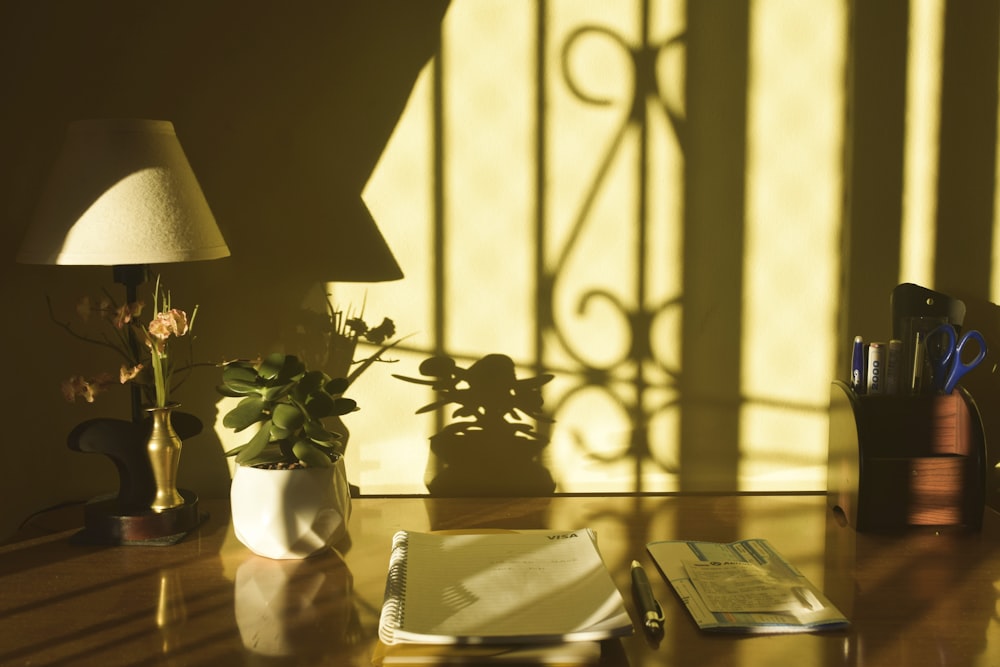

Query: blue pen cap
left=851, top=335, right=865, bottom=394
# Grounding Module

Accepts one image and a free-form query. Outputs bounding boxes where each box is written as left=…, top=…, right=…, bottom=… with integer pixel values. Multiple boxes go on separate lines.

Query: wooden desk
left=3, top=494, right=1000, bottom=666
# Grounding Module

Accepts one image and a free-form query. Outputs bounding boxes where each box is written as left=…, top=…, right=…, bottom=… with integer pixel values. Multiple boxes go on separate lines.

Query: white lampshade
left=17, top=119, right=229, bottom=266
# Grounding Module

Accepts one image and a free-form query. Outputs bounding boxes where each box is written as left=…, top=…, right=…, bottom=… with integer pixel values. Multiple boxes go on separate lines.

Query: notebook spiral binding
left=379, top=530, right=411, bottom=644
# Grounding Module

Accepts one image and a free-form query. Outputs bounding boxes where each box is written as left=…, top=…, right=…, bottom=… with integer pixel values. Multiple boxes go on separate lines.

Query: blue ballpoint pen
left=631, top=560, right=664, bottom=636
left=851, top=335, right=865, bottom=393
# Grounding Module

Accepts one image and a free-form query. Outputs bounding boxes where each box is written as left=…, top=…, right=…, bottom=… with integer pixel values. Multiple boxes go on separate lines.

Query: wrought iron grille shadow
left=542, top=17, right=687, bottom=489
left=416, top=2, right=699, bottom=493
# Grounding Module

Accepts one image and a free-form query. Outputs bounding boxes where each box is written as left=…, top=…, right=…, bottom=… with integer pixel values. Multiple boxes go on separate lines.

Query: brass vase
left=147, top=404, right=184, bottom=512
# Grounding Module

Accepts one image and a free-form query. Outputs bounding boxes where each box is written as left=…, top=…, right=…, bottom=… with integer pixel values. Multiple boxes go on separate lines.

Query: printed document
left=647, top=538, right=848, bottom=633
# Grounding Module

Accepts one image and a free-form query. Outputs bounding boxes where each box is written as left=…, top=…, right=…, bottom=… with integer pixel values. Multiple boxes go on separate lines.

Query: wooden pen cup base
left=72, top=489, right=207, bottom=546
left=827, top=381, right=986, bottom=531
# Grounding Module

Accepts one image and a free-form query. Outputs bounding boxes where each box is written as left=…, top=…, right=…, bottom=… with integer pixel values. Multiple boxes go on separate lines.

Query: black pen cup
left=827, top=380, right=986, bottom=531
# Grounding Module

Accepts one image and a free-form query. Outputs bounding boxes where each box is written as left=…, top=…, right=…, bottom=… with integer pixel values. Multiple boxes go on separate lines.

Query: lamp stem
left=113, top=264, right=148, bottom=423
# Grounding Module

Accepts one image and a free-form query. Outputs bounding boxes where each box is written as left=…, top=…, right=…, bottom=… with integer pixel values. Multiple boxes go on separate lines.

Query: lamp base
left=66, top=412, right=206, bottom=546
left=71, top=489, right=206, bottom=546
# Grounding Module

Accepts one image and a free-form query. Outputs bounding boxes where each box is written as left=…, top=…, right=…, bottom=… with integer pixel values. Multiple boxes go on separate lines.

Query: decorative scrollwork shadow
left=544, top=16, right=687, bottom=485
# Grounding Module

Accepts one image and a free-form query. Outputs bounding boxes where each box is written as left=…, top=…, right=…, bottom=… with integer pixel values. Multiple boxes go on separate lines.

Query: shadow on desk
left=825, top=506, right=1000, bottom=665
left=0, top=500, right=228, bottom=578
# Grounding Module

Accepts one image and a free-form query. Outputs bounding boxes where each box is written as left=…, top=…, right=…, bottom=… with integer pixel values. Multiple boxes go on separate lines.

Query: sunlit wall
left=340, top=0, right=850, bottom=494
left=900, top=0, right=943, bottom=287
left=741, top=1, right=845, bottom=489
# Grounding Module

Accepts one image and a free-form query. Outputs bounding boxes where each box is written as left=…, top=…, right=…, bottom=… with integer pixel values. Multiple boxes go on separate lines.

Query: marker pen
left=867, top=342, right=884, bottom=395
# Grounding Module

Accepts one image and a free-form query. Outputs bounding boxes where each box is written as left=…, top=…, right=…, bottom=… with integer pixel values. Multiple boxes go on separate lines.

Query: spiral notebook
left=377, top=529, right=633, bottom=646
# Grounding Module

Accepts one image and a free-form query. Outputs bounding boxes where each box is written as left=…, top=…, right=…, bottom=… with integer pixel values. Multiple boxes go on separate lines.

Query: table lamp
left=18, top=118, right=229, bottom=376
left=17, top=118, right=230, bottom=544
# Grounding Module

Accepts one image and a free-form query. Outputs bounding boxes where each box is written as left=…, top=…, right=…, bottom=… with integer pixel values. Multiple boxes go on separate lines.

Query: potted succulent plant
left=218, top=352, right=358, bottom=559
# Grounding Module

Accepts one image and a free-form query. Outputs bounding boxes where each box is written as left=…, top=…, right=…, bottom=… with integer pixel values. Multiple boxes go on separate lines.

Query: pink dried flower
left=167, top=309, right=189, bottom=336
left=55, top=275, right=200, bottom=409
left=120, top=364, right=143, bottom=384
left=149, top=309, right=189, bottom=340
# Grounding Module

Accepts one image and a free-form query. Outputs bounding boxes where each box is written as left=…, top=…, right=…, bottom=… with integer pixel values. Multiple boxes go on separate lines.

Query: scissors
left=925, top=324, right=987, bottom=394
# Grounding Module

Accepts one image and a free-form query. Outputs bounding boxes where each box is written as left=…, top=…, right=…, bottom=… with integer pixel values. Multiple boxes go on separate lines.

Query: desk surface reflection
left=3, top=494, right=1000, bottom=666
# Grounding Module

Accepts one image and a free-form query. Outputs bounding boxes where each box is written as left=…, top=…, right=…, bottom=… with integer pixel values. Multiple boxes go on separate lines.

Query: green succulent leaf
left=263, top=382, right=294, bottom=402
left=269, top=425, right=293, bottom=441
left=296, top=370, right=327, bottom=396
left=219, top=363, right=263, bottom=396
left=304, top=419, right=338, bottom=444
left=292, top=439, right=333, bottom=468
left=234, top=421, right=273, bottom=465
left=223, top=396, right=268, bottom=432
left=257, top=353, right=288, bottom=380
left=222, top=442, right=246, bottom=457
left=222, top=363, right=259, bottom=384
left=304, top=392, right=335, bottom=419
left=219, top=379, right=263, bottom=397
left=333, top=397, right=358, bottom=416
left=324, top=376, right=350, bottom=395
left=216, top=384, right=249, bottom=398
left=272, top=402, right=305, bottom=431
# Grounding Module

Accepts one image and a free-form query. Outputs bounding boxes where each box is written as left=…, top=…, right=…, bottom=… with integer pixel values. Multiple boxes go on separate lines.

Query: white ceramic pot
left=230, top=457, right=352, bottom=559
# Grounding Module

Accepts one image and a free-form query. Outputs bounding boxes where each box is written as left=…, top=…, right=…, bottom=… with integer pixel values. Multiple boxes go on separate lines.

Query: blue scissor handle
left=927, top=324, right=987, bottom=393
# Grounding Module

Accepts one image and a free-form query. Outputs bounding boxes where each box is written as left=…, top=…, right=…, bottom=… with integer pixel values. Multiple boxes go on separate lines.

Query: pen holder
left=827, top=380, right=987, bottom=531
